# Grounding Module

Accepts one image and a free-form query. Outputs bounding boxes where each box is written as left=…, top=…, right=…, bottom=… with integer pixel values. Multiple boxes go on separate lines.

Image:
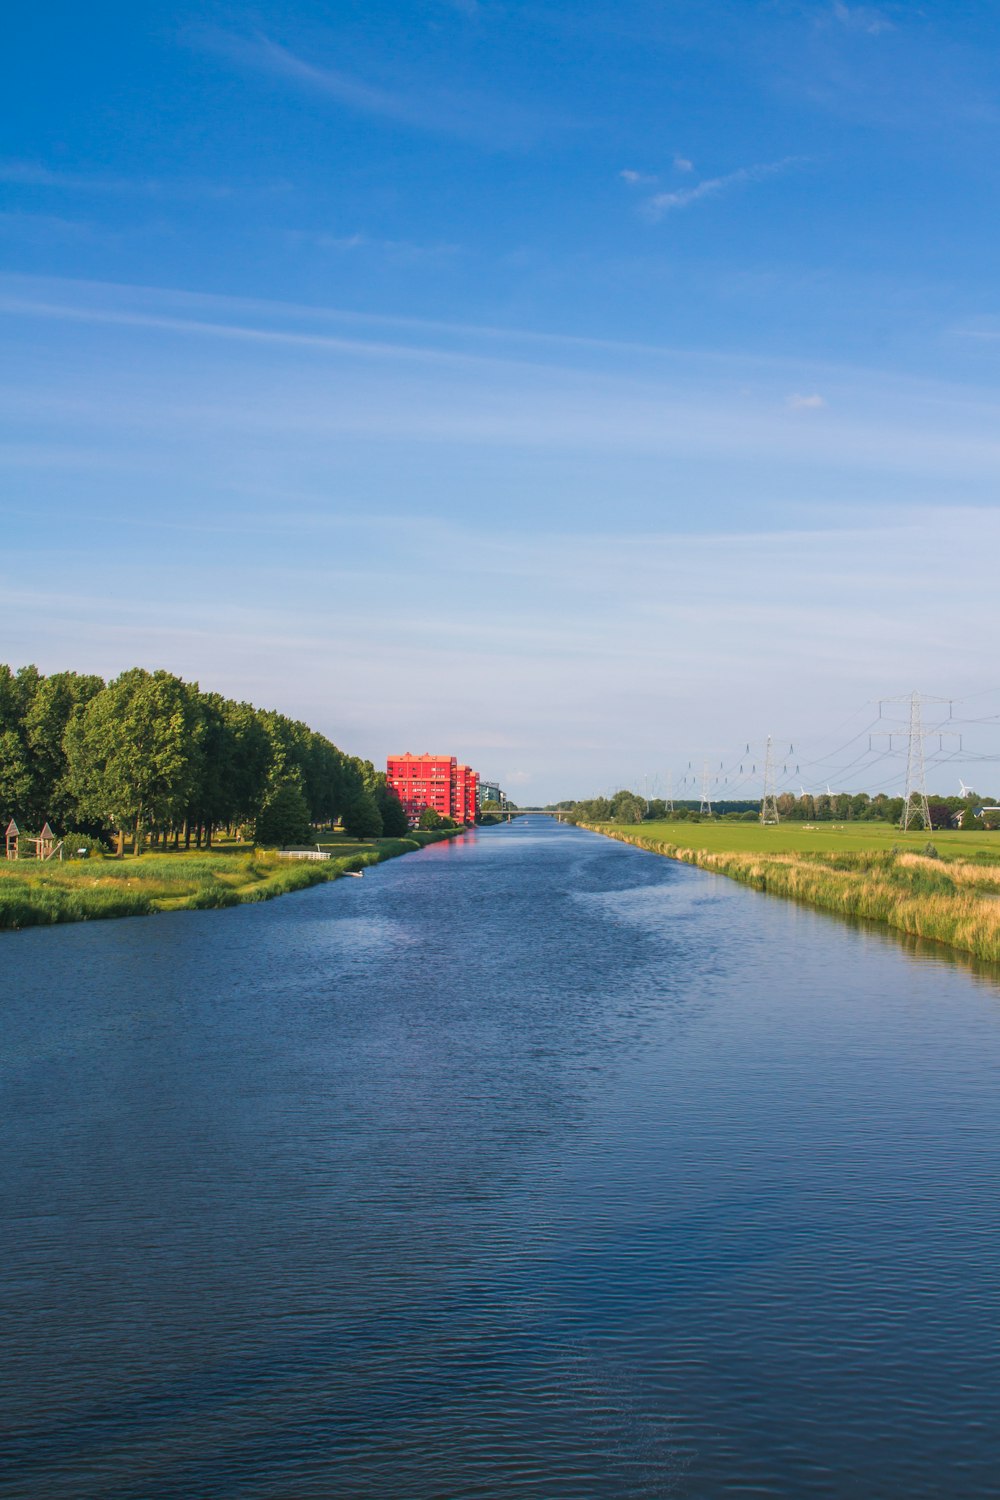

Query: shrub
left=62, top=831, right=110, bottom=859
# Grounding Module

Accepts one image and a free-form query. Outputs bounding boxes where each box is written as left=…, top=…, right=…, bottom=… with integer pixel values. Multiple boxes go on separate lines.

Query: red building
left=386, top=753, right=479, bottom=826
left=455, top=764, right=479, bottom=826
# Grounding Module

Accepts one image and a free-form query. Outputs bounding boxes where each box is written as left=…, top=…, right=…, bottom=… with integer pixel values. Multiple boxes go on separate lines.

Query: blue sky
left=5, top=0, right=1000, bottom=800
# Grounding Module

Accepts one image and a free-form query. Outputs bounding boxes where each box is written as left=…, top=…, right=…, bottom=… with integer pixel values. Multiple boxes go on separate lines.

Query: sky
left=5, top=0, right=1000, bottom=802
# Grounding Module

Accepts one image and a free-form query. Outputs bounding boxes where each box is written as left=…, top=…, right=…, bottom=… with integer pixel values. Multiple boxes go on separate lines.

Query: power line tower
left=699, top=761, right=713, bottom=816
left=872, top=691, right=960, bottom=831
left=901, top=693, right=932, bottom=832
left=760, top=735, right=780, bottom=824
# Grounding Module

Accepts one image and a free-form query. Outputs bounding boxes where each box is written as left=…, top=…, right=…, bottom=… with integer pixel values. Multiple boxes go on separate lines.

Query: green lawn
left=0, top=828, right=461, bottom=931
left=617, top=819, right=1000, bottom=861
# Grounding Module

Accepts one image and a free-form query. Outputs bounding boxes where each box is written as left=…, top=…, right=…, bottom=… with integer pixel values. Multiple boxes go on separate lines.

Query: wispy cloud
left=952, top=317, right=1000, bottom=342
left=0, top=161, right=137, bottom=192
left=673, top=154, right=694, bottom=172
left=0, top=158, right=247, bottom=201
left=643, top=156, right=807, bottom=218
left=288, top=230, right=463, bottom=263
left=196, top=29, right=558, bottom=146
left=830, top=1, right=894, bottom=37
left=0, top=211, right=104, bottom=242
left=209, top=32, right=421, bottom=124
left=787, top=392, right=827, bottom=410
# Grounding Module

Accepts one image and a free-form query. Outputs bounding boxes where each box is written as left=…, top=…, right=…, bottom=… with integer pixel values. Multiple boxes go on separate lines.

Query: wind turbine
left=959, top=779, right=974, bottom=798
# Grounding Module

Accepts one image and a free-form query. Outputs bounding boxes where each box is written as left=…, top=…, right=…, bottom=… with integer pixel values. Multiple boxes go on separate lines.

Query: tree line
left=0, top=664, right=410, bottom=853
left=552, top=788, right=998, bottom=830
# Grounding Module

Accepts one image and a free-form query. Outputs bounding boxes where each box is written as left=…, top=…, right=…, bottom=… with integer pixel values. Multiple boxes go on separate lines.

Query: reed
left=583, top=826, right=1000, bottom=965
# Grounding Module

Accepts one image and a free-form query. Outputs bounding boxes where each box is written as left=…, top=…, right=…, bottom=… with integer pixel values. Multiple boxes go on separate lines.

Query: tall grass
left=584, top=825, right=1000, bottom=965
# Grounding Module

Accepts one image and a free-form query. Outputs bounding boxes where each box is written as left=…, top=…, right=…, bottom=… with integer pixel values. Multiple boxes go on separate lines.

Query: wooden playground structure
left=5, top=819, right=65, bottom=861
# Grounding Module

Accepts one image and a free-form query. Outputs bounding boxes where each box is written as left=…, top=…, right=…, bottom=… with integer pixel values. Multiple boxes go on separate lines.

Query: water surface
left=4, top=816, right=1000, bottom=1497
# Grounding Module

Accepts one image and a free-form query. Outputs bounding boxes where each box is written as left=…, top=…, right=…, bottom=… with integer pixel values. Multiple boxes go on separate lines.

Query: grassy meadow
left=0, top=829, right=461, bottom=932
left=584, top=819, right=1000, bottom=965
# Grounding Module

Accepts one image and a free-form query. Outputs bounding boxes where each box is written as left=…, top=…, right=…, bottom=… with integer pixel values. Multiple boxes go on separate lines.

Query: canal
left=4, top=815, right=1000, bottom=1497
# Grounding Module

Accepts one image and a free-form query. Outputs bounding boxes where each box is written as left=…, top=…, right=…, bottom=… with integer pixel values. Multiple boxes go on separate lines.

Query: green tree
left=254, top=780, right=312, bottom=847
left=0, top=729, right=32, bottom=821
left=611, top=789, right=646, bottom=824
left=0, top=664, right=40, bottom=820
left=343, top=790, right=384, bottom=839
left=65, top=668, right=204, bottom=854
left=22, top=670, right=104, bottom=825
left=374, top=778, right=409, bottom=837
left=418, top=805, right=443, bottom=830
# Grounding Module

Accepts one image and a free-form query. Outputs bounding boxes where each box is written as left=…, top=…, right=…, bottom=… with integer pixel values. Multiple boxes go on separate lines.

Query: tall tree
left=22, top=670, right=104, bottom=824
left=65, top=669, right=204, bottom=854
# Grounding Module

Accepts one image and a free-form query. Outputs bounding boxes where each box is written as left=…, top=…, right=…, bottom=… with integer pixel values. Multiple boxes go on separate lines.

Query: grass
left=0, top=827, right=464, bottom=932
left=583, top=819, right=1000, bottom=965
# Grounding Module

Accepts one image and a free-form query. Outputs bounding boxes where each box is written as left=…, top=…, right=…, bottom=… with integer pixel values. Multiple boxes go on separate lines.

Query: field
left=613, top=819, right=1000, bottom=858
left=0, top=830, right=459, bottom=932
left=584, top=820, right=1000, bottom=965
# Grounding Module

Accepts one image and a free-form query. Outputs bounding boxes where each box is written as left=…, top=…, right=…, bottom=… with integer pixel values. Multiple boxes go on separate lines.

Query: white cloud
left=0, top=160, right=235, bottom=199
left=831, top=1, right=893, bottom=37
left=288, top=230, right=463, bottom=262
left=195, top=29, right=559, bottom=145
left=673, top=155, right=694, bottom=172
left=643, top=156, right=806, bottom=218
left=787, top=392, right=827, bottom=409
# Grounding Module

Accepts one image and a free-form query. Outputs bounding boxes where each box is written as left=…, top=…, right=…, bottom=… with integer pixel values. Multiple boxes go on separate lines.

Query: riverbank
left=0, top=828, right=463, bottom=931
left=582, top=820, right=1000, bottom=964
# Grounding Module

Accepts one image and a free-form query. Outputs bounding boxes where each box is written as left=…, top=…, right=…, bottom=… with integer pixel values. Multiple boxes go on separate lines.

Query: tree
left=255, top=780, right=312, bottom=847
left=65, top=668, right=203, bottom=854
left=0, top=729, right=32, bottom=821
left=374, top=779, right=409, bottom=837
left=22, top=670, right=103, bottom=825
left=343, top=790, right=383, bottom=839
left=418, top=806, right=443, bottom=830
left=611, top=789, right=646, bottom=824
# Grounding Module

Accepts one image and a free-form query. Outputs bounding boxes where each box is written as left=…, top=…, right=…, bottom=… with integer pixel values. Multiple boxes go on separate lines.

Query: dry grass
left=584, top=826, right=1000, bottom=964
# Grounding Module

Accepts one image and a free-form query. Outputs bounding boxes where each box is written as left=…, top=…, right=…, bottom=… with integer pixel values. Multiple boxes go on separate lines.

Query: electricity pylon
left=872, top=691, right=960, bottom=831
left=760, top=735, right=780, bottom=824
left=699, top=761, right=713, bottom=816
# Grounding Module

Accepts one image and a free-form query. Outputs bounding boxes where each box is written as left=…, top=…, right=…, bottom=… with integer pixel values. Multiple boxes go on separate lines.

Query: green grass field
left=584, top=820, right=1000, bottom=964
left=0, top=829, right=461, bottom=931
left=618, top=819, right=1000, bottom=859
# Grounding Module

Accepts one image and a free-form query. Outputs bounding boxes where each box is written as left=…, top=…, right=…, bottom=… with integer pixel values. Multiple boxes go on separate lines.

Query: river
left=4, top=815, right=1000, bottom=1497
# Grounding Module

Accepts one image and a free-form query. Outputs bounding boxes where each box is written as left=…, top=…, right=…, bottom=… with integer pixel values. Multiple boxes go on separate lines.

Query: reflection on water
left=4, top=816, right=1000, bottom=1498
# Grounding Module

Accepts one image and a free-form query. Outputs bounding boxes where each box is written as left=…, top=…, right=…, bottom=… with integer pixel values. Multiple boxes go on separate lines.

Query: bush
left=62, top=831, right=110, bottom=859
